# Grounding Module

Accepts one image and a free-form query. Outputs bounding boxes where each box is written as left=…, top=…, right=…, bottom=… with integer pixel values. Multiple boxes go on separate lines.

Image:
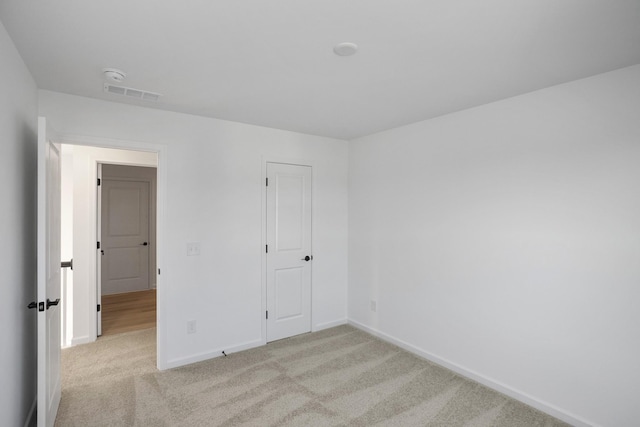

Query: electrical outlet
left=370, top=300, right=377, bottom=312
left=187, top=242, right=201, bottom=256
left=187, top=320, right=196, bottom=334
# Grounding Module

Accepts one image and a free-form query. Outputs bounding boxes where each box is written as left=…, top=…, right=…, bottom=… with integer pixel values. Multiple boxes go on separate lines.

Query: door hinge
left=97, top=178, right=101, bottom=186
left=97, top=241, right=101, bottom=249
left=158, top=268, right=161, bottom=275
left=265, top=244, right=268, bottom=253
left=266, top=310, right=268, bottom=319
left=97, top=304, right=101, bottom=312
left=266, top=177, right=268, bottom=186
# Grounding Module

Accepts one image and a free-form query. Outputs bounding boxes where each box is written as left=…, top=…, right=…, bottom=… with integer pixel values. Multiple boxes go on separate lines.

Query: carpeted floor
left=56, top=325, right=569, bottom=426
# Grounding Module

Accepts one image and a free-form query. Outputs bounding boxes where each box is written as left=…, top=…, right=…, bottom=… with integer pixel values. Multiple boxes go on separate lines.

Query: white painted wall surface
left=39, top=90, right=349, bottom=367
left=60, top=145, right=158, bottom=346
left=0, top=19, right=38, bottom=427
left=348, top=65, right=640, bottom=427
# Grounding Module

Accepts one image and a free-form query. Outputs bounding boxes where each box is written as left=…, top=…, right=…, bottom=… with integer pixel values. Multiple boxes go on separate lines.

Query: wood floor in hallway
left=101, top=289, right=156, bottom=336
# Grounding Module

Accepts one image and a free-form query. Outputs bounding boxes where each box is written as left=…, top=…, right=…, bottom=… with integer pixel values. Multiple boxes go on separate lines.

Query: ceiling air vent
left=104, top=83, right=161, bottom=102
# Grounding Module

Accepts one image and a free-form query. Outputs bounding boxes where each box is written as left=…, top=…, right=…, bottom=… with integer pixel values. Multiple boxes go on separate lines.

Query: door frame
left=58, top=133, right=168, bottom=370
left=261, top=156, right=315, bottom=344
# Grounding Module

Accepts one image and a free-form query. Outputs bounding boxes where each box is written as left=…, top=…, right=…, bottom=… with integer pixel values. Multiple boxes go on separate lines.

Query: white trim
left=164, top=338, right=263, bottom=370
left=23, top=396, right=36, bottom=427
left=313, top=318, right=348, bottom=332
left=57, top=133, right=161, bottom=153
left=57, top=132, right=168, bottom=370
left=348, top=319, right=596, bottom=427
left=70, top=335, right=93, bottom=347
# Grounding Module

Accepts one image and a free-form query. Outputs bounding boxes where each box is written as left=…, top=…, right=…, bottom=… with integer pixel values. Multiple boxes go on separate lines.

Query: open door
left=37, top=117, right=62, bottom=426
left=96, top=163, right=102, bottom=336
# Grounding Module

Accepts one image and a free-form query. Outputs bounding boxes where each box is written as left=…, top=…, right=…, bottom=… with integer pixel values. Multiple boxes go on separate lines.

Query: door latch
left=28, top=301, right=45, bottom=311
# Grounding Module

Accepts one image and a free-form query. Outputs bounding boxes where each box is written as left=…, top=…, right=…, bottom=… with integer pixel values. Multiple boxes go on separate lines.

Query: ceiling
left=1, top=0, right=639, bottom=140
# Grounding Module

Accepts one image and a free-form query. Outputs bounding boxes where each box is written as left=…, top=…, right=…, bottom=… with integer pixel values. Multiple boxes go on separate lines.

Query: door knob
left=301, top=255, right=313, bottom=261
left=140, top=242, right=148, bottom=246
left=46, top=298, right=60, bottom=309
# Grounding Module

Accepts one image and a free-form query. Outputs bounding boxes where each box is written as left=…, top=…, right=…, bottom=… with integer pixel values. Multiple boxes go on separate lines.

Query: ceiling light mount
left=333, top=42, right=358, bottom=57
left=102, top=68, right=127, bottom=83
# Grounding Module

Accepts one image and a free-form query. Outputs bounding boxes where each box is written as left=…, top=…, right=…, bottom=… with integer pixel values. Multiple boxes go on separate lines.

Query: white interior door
left=101, top=179, right=150, bottom=295
left=37, top=117, right=62, bottom=427
left=96, top=163, right=102, bottom=336
left=266, top=162, right=312, bottom=342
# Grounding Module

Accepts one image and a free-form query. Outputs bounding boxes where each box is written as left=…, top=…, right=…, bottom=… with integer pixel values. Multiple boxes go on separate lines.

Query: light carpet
left=56, top=325, right=569, bottom=426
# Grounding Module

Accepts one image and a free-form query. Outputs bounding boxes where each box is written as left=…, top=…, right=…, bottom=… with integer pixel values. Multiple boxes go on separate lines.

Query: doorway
left=39, top=123, right=167, bottom=426
left=60, top=144, right=159, bottom=349
left=98, top=164, right=157, bottom=336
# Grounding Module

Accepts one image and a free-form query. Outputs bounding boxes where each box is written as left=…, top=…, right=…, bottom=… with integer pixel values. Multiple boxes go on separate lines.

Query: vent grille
left=104, top=84, right=161, bottom=102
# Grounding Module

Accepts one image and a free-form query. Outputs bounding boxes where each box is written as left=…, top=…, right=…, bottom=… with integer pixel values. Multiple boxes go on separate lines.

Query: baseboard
left=348, top=319, right=596, bottom=427
left=163, top=338, right=264, bottom=370
left=314, top=318, right=347, bottom=331
left=23, top=395, right=36, bottom=427
left=70, top=335, right=94, bottom=347
left=164, top=320, right=348, bottom=370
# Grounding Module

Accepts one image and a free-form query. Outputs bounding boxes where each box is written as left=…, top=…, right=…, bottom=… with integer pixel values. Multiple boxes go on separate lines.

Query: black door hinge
left=266, top=310, right=268, bottom=319
left=266, top=177, right=268, bottom=186
left=266, top=245, right=268, bottom=253
left=97, top=241, right=101, bottom=249
left=97, top=304, right=101, bottom=312
left=97, top=178, right=101, bottom=186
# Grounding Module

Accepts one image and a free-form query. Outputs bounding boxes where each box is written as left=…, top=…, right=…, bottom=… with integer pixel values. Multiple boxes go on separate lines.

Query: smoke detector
left=102, top=68, right=126, bottom=83
left=333, top=42, right=358, bottom=56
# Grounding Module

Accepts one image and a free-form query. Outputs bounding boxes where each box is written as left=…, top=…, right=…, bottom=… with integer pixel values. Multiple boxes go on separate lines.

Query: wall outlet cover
left=187, top=242, right=201, bottom=256
left=187, top=320, right=197, bottom=334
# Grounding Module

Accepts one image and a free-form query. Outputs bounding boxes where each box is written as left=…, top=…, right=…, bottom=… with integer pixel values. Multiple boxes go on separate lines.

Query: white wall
left=348, top=64, right=640, bottom=427
left=0, top=19, right=38, bottom=427
left=60, top=145, right=158, bottom=346
left=39, top=90, right=349, bottom=367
